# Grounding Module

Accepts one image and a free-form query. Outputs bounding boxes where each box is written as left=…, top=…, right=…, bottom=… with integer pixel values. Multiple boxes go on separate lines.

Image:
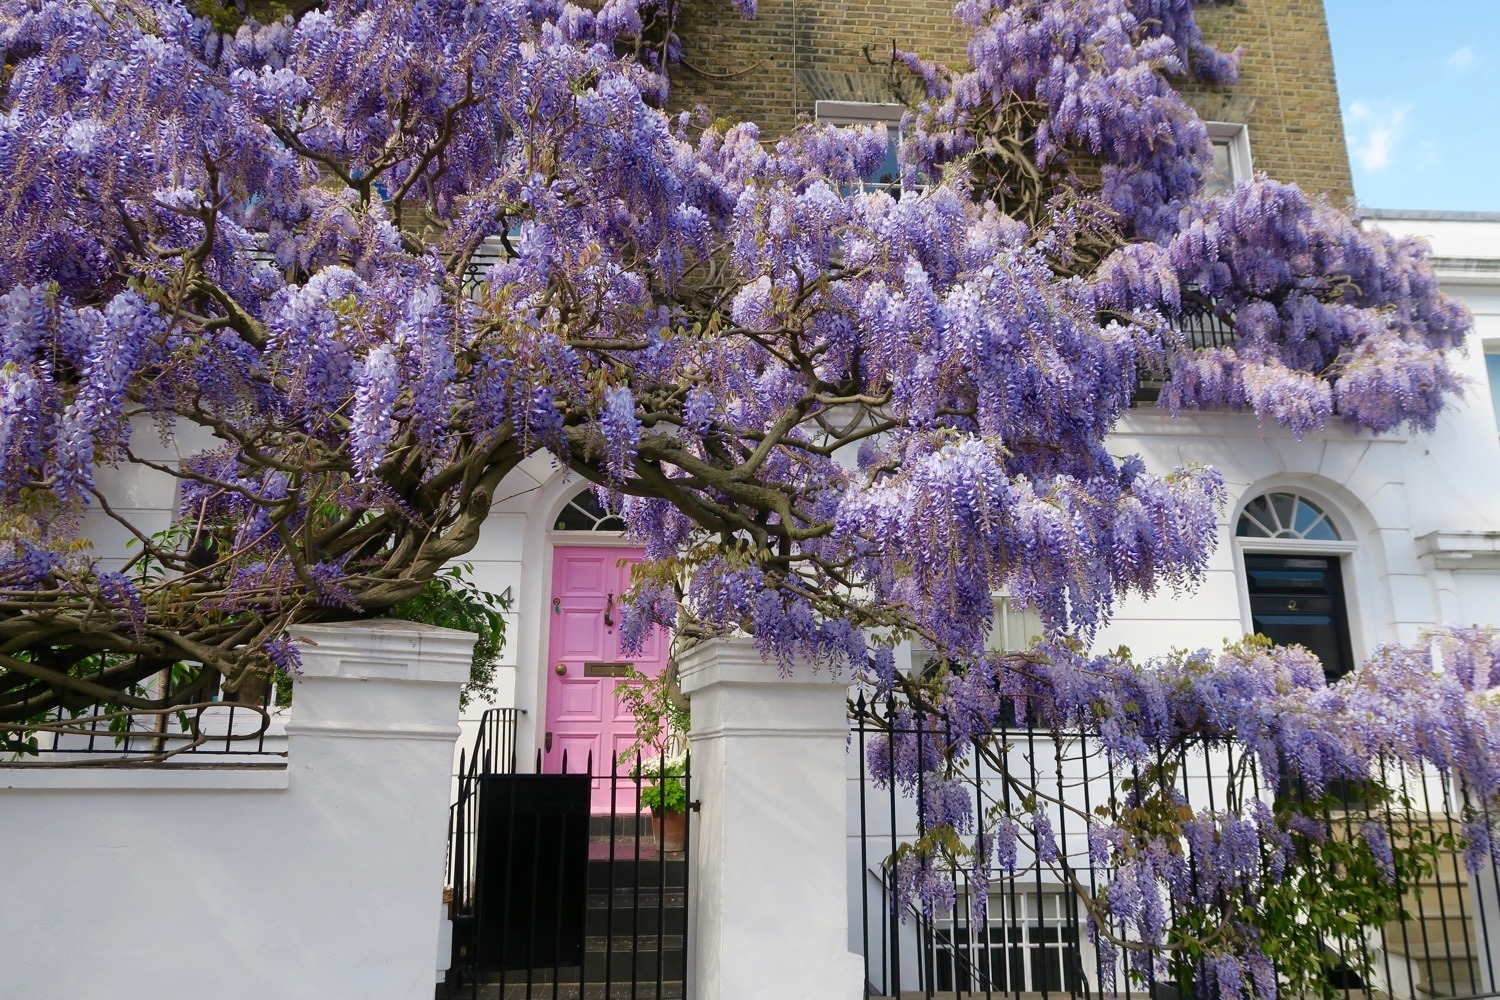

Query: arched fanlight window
left=1236, top=491, right=1341, bottom=541
left=553, top=488, right=626, bottom=532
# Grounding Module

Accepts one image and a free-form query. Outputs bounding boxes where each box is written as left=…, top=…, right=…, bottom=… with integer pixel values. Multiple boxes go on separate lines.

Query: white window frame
left=908, top=595, right=1041, bottom=676
left=1483, top=341, right=1500, bottom=436
left=1206, top=121, right=1253, bottom=188
left=813, top=100, right=907, bottom=127
left=813, top=100, right=919, bottom=196
left=550, top=485, right=628, bottom=536
left=989, top=595, right=1042, bottom=653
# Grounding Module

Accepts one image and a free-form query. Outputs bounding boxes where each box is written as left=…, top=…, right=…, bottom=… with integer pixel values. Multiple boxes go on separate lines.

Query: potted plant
left=616, top=665, right=690, bottom=854
left=635, top=748, right=689, bottom=853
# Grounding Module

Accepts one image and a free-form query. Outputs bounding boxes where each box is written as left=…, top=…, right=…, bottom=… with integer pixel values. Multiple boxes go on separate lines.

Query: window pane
left=864, top=127, right=900, bottom=190
left=555, top=500, right=597, bottom=530
left=554, top=488, right=621, bottom=531
left=1240, top=492, right=1341, bottom=540
left=988, top=598, right=1043, bottom=652
left=1487, top=351, right=1500, bottom=432
left=1299, top=515, right=1340, bottom=541
left=1270, top=492, right=1297, bottom=533
left=1205, top=140, right=1235, bottom=197
left=1032, top=943, right=1064, bottom=991
left=1237, top=495, right=1273, bottom=537
left=1291, top=498, right=1321, bottom=536
left=1291, top=497, right=1340, bottom=539
left=906, top=644, right=930, bottom=677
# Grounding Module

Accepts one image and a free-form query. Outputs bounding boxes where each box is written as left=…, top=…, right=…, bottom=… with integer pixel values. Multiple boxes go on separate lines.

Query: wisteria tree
left=1, top=0, right=1495, bottom=992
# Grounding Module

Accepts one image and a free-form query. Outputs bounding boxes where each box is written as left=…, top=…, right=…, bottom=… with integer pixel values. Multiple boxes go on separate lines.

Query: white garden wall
left=0, top=621, right=473, bottom=1000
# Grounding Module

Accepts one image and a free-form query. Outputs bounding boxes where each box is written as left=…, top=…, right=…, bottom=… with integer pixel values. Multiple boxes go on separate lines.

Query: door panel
left=559, top=609, right=605, bottom=658
left=543, top=545, right=669, bottom=812
left=552, top=681, right=601, bottom=722
left=550, top=733, right=599, bottom=776
left=1245, top=554, right=1355, bottom=681
left=560, top=553, right=608, bottom=592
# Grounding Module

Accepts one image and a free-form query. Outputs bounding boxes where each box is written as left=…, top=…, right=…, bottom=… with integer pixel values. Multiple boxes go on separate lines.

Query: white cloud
left=1346, top=100, right=1412, bottom=173
left=1448, top=46, right=1478, bottom=71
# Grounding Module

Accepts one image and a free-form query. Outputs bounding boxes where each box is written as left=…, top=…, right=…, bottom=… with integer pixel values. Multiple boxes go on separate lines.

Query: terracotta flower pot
left=651, top=805, right=688, bottom=855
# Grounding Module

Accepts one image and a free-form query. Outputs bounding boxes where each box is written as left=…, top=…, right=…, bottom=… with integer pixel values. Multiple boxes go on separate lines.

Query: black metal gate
left=444, top=709, right=692, bottom=999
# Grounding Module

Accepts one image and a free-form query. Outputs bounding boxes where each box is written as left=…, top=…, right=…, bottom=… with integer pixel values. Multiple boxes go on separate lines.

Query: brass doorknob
left=555, top=662, right=568, bottom=676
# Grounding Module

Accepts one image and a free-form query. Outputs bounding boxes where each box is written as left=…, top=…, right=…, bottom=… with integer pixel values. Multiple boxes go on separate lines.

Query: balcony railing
left=1134, top=302, right=1238, bottom=405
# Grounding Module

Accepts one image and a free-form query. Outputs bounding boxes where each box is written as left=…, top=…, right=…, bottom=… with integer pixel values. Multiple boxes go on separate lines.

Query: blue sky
left=1324, top=0, right=1500, bottom=212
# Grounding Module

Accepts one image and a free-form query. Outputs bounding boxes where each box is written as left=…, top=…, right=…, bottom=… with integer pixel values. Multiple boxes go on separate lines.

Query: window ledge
left=1416, top=530, right=1500, bottom=571
left=1116, top=407, right=1412, bottom=444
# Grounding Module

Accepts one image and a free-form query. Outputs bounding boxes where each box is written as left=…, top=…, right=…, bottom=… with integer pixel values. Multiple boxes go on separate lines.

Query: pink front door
left=543, top=545, right=668, bottom=812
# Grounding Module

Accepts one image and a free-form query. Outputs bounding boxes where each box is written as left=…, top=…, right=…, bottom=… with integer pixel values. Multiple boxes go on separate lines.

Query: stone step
left=584, top=893, right=686, bottom=936
left=583, top=931, right=684, bottom=953
left=587, top=886, right=686, bottom=908
left=1404, top=853, right=1475, bottom=886
left=1382, top=918, right=1479, bottom=958
left=586, top=858, right=687, bottom=890
left=582, top=939, right=686, bottom=982
left=445, top=980, right=686, bottom=1000
left=1407, top=955, right=1479, bottom=990
left=1402, top=882, right=1476, bottom=914
left=467, top=940, right=686, bottom=988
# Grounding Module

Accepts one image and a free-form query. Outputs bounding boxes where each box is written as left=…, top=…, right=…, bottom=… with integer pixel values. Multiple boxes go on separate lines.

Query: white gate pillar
left=287, top=620, right=475, bottom=998
left=677, top=637, right=863, bottom=1000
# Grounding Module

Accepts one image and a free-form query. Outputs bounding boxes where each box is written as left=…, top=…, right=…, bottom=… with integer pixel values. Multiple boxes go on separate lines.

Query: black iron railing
left=2, top=668, right=286, bottom=766
left=445, top=715, right=692, bottom=999
left=852, top=694, right=1500, bottom=1000
left=1167, top=302, right=1238, bottom=352
left=1134, top=302, right=1238, bottom=405
left=463, top=707, right=525, bottom=780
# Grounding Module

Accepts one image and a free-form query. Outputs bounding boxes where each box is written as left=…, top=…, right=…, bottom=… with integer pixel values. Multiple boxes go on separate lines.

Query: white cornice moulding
left=1428, top=257, right=1500, bottom=287
left=1116, top=407, right=1412, bottom=444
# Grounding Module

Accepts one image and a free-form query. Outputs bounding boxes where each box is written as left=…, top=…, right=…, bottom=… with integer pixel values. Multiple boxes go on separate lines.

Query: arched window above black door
left=1237, top=490, right=1355, bottom=681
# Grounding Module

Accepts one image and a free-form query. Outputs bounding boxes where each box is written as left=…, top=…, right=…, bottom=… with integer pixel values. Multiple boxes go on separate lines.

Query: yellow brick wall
left=1186, top=0, right=1355, bottom=201
left=670, top=0, right=1355, bottom=202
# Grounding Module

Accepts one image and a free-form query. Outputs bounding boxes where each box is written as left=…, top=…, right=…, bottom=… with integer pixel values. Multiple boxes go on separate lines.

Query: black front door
left=1244, top=554, right=1355, bottom=681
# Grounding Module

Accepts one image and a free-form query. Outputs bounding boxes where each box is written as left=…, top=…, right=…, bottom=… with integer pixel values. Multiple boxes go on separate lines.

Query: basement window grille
left=933, top=890, right=1084, bottom=995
